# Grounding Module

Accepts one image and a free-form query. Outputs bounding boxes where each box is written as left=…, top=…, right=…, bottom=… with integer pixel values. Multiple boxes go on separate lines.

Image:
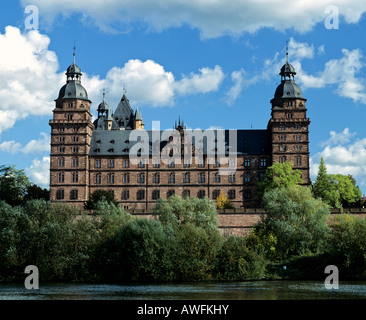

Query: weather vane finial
left=286, top=40, right=289, bottom=63
left=73, top=41, right=76, bottom=64
left=123, top=84, right=127, bottom=95
left=103, top=88, right=105, bottom=101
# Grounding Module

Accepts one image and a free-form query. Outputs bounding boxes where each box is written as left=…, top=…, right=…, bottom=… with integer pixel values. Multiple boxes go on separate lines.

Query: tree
left=85, top=189, right=118, bottom=210
left=216, top=190, right=235, bottom=209
left=258, top=185, right=330, bottom=259
left=312, top=157, right=339, bottom=208
left=325, top=214, right=366, bottom=278
left=312, top=157, right=362, bottom=208
left=24, top=184, right=50, bottom=202
left=258, top=162, right=303, bottom=201
left=0, top=165, right=30, bottom=206
left=153, top=195, right=218, bottom=231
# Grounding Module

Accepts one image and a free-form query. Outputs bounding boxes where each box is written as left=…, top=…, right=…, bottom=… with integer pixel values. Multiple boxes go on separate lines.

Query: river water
left=0, top=280, right=365, bottom=300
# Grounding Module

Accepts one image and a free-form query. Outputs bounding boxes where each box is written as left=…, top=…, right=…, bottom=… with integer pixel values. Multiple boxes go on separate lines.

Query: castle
left=49, top=53, right=310, bottom=209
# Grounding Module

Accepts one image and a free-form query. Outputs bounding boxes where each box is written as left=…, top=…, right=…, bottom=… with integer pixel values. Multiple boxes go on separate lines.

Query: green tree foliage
left=312, top=157, right=362, bottom=208
left=325, top=214, right=366, bottom=278
left=153, top=195, right=218, bottom=231
left=214, top=236, right=268, bottom=280
left=0, top=165, right=30, bottom=207
left=174, top=223, right=223, bottom=281
left=23, top=184, right=50, bottom=202
left=85, top=189, right=118, bottom=210
left=258, top=162, right=303, bottom=202
left=258, top=185, right=330, bottom=260
left=104, top=218, right=176, bottom=282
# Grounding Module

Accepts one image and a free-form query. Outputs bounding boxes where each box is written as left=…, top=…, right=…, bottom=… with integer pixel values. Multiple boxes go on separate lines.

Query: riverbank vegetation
left=0, top=162, right=365, bottom=282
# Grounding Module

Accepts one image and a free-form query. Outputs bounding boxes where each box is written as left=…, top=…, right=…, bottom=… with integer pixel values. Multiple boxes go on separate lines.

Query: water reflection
left=0, top=281, right=365, bottom=300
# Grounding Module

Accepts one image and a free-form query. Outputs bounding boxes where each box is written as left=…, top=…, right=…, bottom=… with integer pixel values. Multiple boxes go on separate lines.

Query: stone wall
left=130, top=208, right=366, bottom=237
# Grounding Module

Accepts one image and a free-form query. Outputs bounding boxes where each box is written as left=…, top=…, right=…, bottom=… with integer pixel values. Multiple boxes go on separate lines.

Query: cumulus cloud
left=0, top=132, right=50, bottom=155
left=97, top=60, right=224, bottom=108
left=311, top=128, right=366, bottom=192
left=20, top=0, right=366, bottom=38
left=25, top=156, right=50, bottom=187
left=0, top=27, right=225, bottom=132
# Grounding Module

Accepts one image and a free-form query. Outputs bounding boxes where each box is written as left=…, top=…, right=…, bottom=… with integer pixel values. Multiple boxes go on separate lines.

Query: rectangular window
left=244, top=159, right=250, bottom=167
left=72, top=172, right=78, bottom=183
left=123, top=174, right=130, bottom=183
left=137, top=190, right=145, bottom=200
left=95, top=174, right=101, bottom=184
left=108, top=174, right=115, bottom=184
left=229, top=173, right=235, bottom=183
left=138, top=173, right=145, bottom=184
left=198, top=190, right=205, bottom=199
left=70, top=189, right=78, bottom=200
left=229, top=159, right=236, bottom=167
left=153, top=159, right=160, bottom=168
left=138, top=161, right=145, bottom=168
left=73, top=158, right=79, bottom=167
left=199, top=173, right=205, bottom=183
left=122, top=190, right=130, bottom=200
left=95, top=159, right=101, bottom=168
left=212, top=190, right=220, bottom=199
left=244, top=173, right=251, bottom=183
left=108, top=159, right=115, bottom=168
left=260, top=158, right=267, bottom=167
left=153, top=173, right=160, bottom=184
left=124, top=159, right=130, bottom=168
left=214, top=173, right=221, bottom=183
left=214, top=159, right=220, bottom=167
left=56, top=189, right=64, bottom=200
left=228, top=189, right=236, bottom=200
left=296, top=157, right=302, bottom=166
left=152, top=190, right=160, bottom=200
left=198, top=159, right=205, bottom=167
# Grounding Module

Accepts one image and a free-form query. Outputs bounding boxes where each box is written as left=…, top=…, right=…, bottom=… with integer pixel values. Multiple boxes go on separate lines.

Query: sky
left=0, top=0, right=366, bottom=195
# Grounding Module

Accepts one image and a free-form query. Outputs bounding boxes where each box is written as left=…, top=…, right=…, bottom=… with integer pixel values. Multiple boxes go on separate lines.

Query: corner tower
left=49, top=53, right=94, bottom=207
left=268, top=55, right=310, bottom=184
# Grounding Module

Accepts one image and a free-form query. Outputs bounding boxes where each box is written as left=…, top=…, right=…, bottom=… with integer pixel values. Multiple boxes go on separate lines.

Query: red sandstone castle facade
left=49, top=54, right=310, bottom=209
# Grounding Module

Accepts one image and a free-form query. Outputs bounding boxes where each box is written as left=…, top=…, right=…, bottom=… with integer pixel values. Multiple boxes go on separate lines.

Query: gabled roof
left=113, top=94, right=134, bottom=129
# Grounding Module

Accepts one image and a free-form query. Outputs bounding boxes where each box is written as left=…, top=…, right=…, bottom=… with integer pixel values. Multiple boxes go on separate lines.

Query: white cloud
left=0, top=26, right=225, bottom=132
left=100, top=60, right=224, bottom=108
left=175, top=65, right=225, bottom=95
left=311, top=128, right=366, bottom=192
left=20, top=0, right=366, bottom=38
left=225, top=69, right=245, bottom=105
left=0, top=132, right=50, bottom=155
left=0, top=26, right=62, bottom=133
left=0, top=140, right=22, bottom=154
left=25, top=156, right=50, bottom=187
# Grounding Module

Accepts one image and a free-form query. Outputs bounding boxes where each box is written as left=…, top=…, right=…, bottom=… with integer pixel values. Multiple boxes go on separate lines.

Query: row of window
left=279, top=134, right=303, bottom=141
left=279, top=124, right=302, bottom=131
left=279, top=157, right=303, bottom=165
left=57, top=171, right=265, bottom=184
left=92, top=172, right=242, bottom=184
left=55, top=189, right=253, bottom=201
left=93, top=158, right=266, bottom=168
left=279, top=145, right=303, bottom=151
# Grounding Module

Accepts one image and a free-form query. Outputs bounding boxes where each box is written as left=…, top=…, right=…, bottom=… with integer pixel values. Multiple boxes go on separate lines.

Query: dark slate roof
left=113, top=94, right=134, bottom=129
left=274, top=80, right=303, bottom=99
left=57, top=81, right=89, bottom=101
left=89, top=129, right=270, bottom=156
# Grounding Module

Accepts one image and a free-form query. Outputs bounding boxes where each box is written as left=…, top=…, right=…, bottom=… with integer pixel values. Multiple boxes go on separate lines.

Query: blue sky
left=1, top=0, right=366, bottom=195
